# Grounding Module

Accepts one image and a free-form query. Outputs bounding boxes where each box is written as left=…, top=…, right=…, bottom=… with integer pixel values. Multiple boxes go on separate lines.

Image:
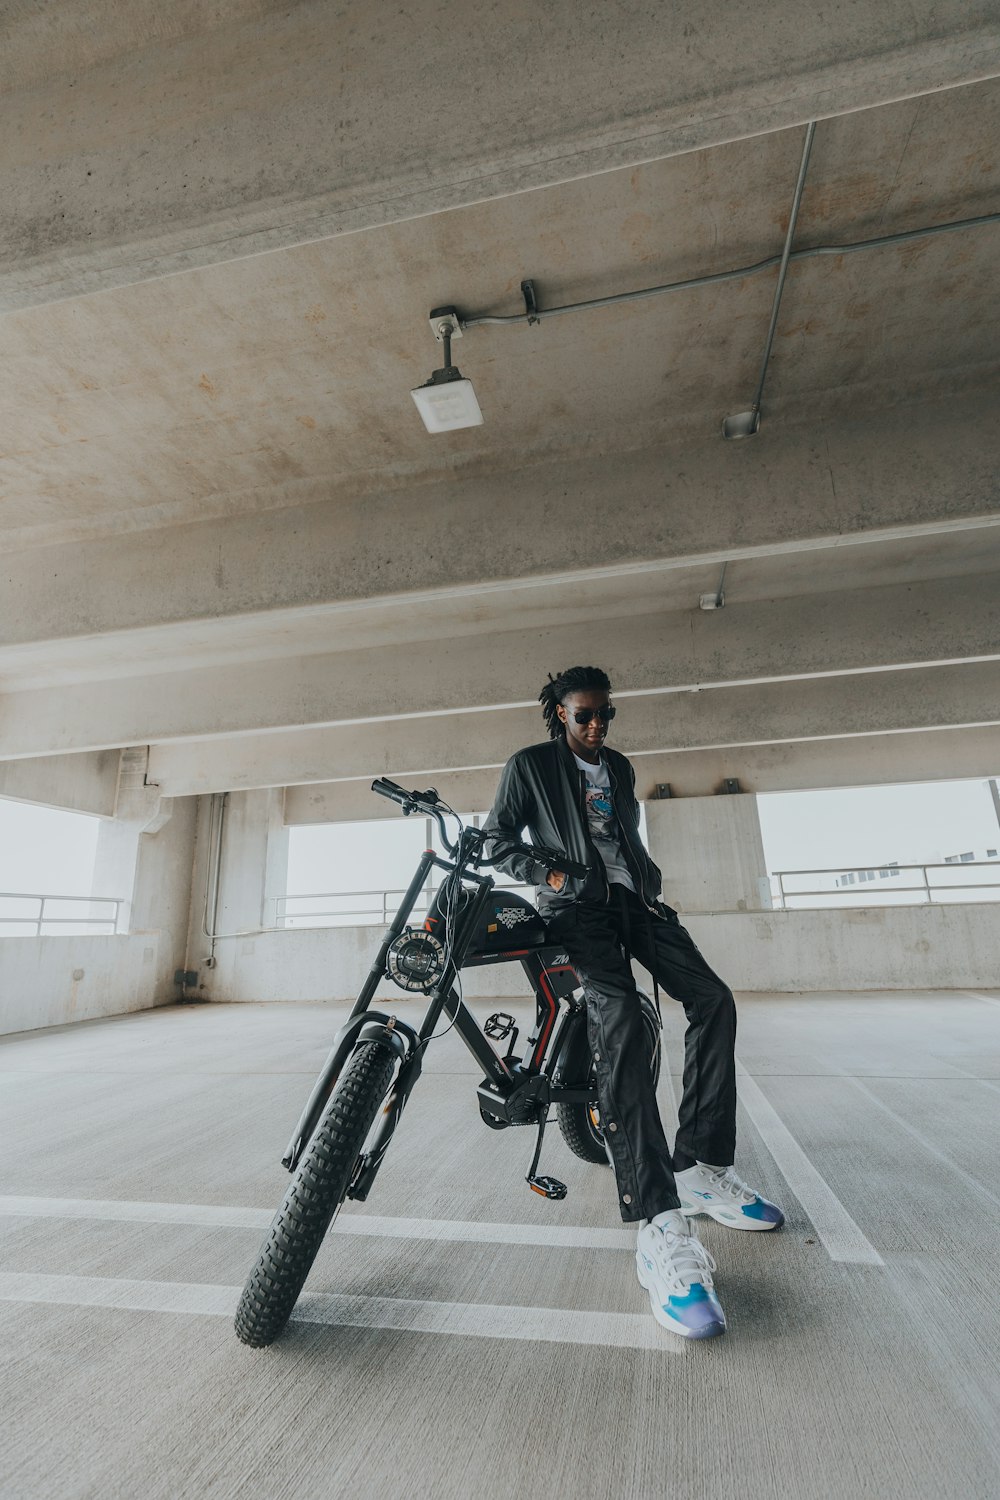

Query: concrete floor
left=1, top=991, right=999, bottom=1500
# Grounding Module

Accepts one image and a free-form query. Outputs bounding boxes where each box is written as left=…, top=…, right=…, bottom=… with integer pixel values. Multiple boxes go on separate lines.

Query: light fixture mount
left=428, top=306, right=463, bottom=341
left=722, top=409, right=761, bottom=440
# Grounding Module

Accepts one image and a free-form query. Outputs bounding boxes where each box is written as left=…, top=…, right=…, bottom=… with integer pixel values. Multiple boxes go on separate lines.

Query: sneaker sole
left=636, top=1261, right=726, bottom=1340
left=678, top=1194, right=784, bottom=1231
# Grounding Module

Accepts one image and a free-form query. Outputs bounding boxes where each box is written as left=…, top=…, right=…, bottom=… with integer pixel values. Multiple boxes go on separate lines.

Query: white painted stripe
left=735, top=1064, right=883, bottom=1265
left=0, top=1196, right=273, bottom=1231
left=0, top=1195, right=635, bottom=1250
left=841, top=1075, right=1000, bottom=1212
left=958, top=990, right=1000, bottom=1011
left=0, top=1272, right=671, bottom=1352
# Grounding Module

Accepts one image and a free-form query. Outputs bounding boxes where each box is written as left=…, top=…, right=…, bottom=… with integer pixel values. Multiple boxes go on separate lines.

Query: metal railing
left=771, top=861, right=1000, bottom=910
left=0, top=892, right=124, bottom=937
left=277, top=878, right=530, bottom=929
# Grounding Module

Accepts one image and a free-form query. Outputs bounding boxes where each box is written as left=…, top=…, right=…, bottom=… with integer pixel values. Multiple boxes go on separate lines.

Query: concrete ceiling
left=0, top=523, right=997, bottom=691
left=3, top=79, right=1000, bottom=552
left=2, top=5, right=999, bottom=811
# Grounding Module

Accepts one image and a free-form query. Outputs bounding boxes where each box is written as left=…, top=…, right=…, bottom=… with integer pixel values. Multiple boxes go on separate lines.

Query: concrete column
left=130, top=798, right=198, bottom=943
left=645, top=794, right=772, bottom=913
left=182, top=788, right=288, bottom=1000
left=211, top=789, right=287, bottom=934
left=89, top=790, right=198, bottom=1004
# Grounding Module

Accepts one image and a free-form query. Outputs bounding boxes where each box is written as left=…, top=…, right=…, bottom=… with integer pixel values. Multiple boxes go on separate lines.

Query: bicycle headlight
left=386, top=928, right=446, bottom=993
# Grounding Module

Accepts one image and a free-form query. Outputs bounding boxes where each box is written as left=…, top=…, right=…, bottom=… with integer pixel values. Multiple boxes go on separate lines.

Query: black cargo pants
left=546, top=886, right=737, bottom=1222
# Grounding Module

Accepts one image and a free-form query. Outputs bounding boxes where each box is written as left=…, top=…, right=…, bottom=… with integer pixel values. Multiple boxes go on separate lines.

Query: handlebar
left=371, top=777, right=438, bottom=813
left=370, top=778, right=590, bottom=881
left=489, top=839, right=590, bottom=882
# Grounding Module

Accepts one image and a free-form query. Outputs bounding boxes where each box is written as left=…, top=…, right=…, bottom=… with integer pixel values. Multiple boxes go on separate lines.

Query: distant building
left=835, top=847, right=999, bottom=886
left=835, top=861, right=901, bottom=887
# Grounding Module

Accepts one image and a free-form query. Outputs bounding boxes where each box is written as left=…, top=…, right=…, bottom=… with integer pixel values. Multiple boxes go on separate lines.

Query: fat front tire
left=556, top=998, right=661, bottom=1165
left=234, top=1040, right=395, bottom=1348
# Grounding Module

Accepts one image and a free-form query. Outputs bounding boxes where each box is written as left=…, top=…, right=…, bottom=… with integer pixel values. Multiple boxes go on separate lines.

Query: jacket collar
left=556, top=733, right=612, bottom=772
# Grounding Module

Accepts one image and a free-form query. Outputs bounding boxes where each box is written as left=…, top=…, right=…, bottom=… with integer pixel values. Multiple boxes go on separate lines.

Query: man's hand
left=546, top=870, right=567, bottom=891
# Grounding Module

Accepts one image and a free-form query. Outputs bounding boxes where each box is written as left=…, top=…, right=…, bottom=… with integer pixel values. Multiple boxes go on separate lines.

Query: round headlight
left=386, top=928, right=446, bottom=993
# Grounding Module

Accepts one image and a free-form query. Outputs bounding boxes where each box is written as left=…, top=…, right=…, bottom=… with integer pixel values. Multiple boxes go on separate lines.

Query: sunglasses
left=570, top=704, right=617, bottom=725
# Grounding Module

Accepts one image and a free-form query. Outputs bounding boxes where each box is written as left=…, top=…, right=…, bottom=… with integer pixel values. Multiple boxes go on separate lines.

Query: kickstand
left=525, top=1106, right=567, bottom=1200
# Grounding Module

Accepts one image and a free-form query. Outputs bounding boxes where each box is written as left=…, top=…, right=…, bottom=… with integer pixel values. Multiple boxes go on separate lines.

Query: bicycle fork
left=348, top=1020, right=424, bottom=1201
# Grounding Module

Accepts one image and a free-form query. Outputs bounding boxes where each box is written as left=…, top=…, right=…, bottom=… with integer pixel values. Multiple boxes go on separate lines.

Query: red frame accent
left=531, top=964, right=578, bottom=1067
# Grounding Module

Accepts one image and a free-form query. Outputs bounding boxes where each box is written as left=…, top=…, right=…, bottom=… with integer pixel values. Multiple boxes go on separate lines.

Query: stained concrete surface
left=1, top=992, right=999, bottom=1499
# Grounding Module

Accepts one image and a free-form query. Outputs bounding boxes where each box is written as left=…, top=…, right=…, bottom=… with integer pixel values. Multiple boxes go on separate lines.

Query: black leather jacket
left=483, top=736, right=670, bottom=917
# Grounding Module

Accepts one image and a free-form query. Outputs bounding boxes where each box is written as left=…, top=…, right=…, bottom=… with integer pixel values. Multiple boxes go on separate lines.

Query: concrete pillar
left=645, top=794, right=772, bottom=913
left=90, top=789, right=198, bottom=1003
left=181, top=788, right=289, bottom=999
left=211, top=789, right=287, bottom=934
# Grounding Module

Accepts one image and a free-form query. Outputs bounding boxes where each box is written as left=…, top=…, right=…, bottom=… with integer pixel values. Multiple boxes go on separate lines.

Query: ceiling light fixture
left=410, top=307, right=484, bottom=433
left=412, top=197, right=1000, bottom=437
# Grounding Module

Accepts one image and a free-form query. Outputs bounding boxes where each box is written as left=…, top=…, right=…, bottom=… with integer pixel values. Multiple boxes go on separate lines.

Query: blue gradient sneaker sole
left=635, top=1254, right=727, bottom=1340
left=677, top=1187, right=785, bottom=1231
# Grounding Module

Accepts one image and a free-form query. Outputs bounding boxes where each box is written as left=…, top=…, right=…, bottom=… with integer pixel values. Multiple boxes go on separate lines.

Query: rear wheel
left=556, top=997, right=661, bottom=1165
left=234, top=1040, right=395, bottom=1347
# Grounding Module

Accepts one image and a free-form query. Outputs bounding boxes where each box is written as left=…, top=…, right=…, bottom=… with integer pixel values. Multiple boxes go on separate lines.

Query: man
left=483, top=665, right=783, bottom=1340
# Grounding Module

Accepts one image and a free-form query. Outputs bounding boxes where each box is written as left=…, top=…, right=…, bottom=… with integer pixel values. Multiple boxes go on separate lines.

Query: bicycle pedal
left=527, top=1175, right=567, bottom=1200
left=484, top=1011, right=517, bottom=1041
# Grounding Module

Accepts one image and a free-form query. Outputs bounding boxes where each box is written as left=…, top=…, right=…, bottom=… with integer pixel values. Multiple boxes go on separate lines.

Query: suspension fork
left=348, top=1021, right=425, bottom=1201
left=281, top=850, right=436, bottom=1171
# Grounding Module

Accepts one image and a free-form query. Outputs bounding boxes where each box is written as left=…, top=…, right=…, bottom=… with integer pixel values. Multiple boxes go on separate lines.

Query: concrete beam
left=1, top=572, right=996, bottom=758
left=0, top=750, right=119, bottom=816
left=146, top=660, right=1000, bottom=796
left=2, top=393, right=998, bottom=650
left=283, top=725, right=1000, bottom=822
left=4, top=3, right=998, bottom=307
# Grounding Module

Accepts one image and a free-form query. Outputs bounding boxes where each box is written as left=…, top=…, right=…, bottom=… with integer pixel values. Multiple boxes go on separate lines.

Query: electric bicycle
left=234, top=778, right=660, bottom=1347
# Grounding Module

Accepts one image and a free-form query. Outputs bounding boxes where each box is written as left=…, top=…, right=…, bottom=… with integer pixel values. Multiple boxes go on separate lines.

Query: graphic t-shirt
left=572, top=752, right=636, bottom=892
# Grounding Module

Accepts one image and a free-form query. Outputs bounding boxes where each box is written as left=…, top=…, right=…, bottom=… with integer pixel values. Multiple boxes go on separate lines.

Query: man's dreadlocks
left=539, top=666, right=613, bottom=739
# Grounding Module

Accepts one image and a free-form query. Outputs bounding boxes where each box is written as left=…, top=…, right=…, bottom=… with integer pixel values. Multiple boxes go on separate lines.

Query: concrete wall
left=197, top=901, right=1000, bottom=1004
left=192, top=786, right=1000, bottom=1002
left=0, top=933, right=166, bottom=1035
left=646, top=795, right=772, bottom=913
left=0, top=796, right=197, bottom=1037
left=685, top=903, right=1000, bottom=993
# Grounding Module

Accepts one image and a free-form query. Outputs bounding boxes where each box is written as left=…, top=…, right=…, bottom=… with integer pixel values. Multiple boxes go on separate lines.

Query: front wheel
left=555, top=997, right=661, bottom=1165
left=235, top=1039, right=395, bottom=1347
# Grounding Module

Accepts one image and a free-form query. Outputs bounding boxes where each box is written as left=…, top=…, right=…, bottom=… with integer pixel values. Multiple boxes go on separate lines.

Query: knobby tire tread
left=556, top=1001, right=660, bottom=1164
left=234, top=1040, right=395, bottom=1347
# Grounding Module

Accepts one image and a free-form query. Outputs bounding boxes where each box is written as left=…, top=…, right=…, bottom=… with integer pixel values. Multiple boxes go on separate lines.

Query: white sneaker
left=675, top=1162, right=785, bottom=1230
left=635, top=1209, right=726, bottom=1340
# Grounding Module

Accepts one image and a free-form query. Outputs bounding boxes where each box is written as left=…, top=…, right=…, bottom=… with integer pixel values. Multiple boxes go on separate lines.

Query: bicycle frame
left=281, top=842, right=593, bottom=1187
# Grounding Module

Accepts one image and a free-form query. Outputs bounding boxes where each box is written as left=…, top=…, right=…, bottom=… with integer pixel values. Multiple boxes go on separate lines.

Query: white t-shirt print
left=572, top=752, right=636, bottom=892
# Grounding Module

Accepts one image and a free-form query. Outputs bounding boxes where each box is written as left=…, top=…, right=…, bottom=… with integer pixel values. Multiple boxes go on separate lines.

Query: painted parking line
left=958, top=991, right=1000, bottom=1011
left=0, top=1271, right=672, bottom=1352
left=735, top=1063, right=883, bottom=1266
left=840, top=1075, right=1000, bottom=1212
left=0, top=1195, right=635, bottom=1251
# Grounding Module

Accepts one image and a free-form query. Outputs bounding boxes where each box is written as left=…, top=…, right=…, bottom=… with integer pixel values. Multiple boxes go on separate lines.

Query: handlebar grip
left=515, top=841, right=590, bottom=882
left=371, top=779, right=441, bottom=813
left=371, top=778, right=411, bottom=807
